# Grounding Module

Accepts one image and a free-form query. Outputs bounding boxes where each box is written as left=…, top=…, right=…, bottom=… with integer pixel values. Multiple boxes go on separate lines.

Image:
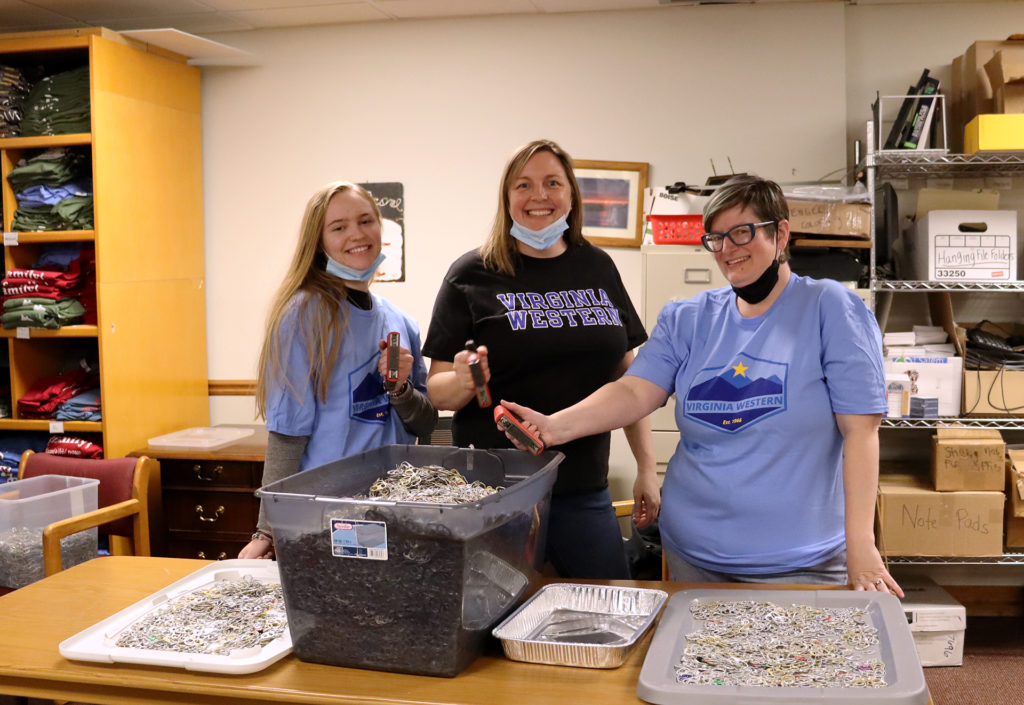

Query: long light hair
left=480, top=139, right=586, bottom=275
left=256, top=181, right=383, bottom=418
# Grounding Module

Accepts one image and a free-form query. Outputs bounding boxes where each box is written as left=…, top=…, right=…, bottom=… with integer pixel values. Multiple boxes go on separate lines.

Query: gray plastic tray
left=638, top=589, right=928, bottom=705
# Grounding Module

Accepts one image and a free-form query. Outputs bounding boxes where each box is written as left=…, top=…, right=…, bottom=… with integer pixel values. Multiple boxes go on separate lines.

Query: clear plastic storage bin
left=0, top=474, right=99, bottom=588
left=261, top=444, right=562, bottom=677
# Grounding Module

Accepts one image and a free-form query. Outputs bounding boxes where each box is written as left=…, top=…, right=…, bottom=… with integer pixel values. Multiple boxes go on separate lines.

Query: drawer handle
left=197, top=551, right=228, bottom=560
left=193, top=463, right=224, bottom=482
left=195, top=504, right=225, bottom=523
left=683, top=268, right=712, bottom=284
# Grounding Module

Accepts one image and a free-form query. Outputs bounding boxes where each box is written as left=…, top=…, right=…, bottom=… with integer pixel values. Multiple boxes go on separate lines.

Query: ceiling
left=0, top=0, right=1009, bottom=35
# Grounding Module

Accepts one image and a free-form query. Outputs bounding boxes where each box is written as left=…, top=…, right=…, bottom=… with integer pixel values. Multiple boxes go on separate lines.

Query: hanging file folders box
left=911, top=210, right=1017, bottom=282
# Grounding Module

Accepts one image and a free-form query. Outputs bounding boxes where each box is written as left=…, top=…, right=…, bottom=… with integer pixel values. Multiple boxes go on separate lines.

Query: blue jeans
left=544, top=488, right=630, bottom=580
left=664, top=545, right=847, bottom=585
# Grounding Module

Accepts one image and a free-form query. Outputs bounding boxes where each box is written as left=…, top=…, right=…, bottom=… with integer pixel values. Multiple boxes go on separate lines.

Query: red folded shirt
left=45, top=435, right=103, bottom=459
left=17, top=368, right=99, bottom=419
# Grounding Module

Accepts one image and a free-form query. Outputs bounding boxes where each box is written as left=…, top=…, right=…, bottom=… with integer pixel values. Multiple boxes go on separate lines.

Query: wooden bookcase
left=0, top=28, right=209, bottom=459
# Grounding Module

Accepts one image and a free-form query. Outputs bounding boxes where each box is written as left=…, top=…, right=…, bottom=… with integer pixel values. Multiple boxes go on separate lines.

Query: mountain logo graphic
left=349, top=354, right=390, bottom=425
left=683, top=353, right=788, bottom=433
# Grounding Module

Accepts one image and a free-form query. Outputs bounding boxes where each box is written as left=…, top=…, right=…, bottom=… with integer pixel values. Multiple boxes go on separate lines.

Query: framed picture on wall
left=572, top=160, right=649, bottom=248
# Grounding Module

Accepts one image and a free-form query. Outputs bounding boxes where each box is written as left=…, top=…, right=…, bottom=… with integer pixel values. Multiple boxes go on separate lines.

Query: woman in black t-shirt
left=422, top=139, right=660, bottom=579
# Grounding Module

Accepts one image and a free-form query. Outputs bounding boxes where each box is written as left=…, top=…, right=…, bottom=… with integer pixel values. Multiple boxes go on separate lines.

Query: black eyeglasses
left=701, top=221, right=776, bottom=253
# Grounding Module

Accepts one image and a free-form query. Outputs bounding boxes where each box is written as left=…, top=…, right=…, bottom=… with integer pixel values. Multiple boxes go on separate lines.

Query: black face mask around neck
left=732, top=258, right=780, bottom=305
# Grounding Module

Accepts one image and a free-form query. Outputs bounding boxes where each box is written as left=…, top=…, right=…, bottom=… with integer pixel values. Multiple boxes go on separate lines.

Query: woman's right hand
left=238, top=536, right=274, bottom=560
left=426, top=346, right=491, bottom=411
left=498, top=400, right=562, bottom=448
left=455, top=344, right=490, bottom=392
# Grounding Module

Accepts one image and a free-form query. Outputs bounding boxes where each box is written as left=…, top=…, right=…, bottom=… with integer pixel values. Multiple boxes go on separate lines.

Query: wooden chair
left=17, top=450, right=161, bottom=577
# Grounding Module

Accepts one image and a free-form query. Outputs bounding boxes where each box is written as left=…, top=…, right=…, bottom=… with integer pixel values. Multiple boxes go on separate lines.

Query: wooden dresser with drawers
left=130, top=427, right=267, bottom=560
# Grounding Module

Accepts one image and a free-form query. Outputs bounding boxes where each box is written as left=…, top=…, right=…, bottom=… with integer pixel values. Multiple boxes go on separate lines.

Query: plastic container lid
left=147, top=427, right=254, bottom=451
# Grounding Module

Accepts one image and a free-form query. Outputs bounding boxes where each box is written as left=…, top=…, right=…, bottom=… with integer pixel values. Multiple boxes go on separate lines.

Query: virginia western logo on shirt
left=684, top=353, right=788, bottom=433
left=495, top=289, right=623, bottom=330
left=348, top=353, right=390, bottom=424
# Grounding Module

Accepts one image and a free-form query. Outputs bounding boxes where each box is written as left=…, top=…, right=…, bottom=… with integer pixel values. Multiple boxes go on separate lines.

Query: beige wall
left=201, top=2, right=1024, bottom=500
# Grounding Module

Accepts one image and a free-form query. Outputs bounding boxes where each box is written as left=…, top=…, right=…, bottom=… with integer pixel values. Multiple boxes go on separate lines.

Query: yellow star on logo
left=732, top=361, right=749, bottom=377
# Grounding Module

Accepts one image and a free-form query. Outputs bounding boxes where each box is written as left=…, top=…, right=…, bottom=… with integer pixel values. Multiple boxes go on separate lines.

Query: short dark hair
left=702, top=174, right=789, bottom=232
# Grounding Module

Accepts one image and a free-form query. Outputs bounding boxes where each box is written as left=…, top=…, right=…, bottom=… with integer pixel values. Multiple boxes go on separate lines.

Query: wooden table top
left=0, top=556, right=930, bottom=705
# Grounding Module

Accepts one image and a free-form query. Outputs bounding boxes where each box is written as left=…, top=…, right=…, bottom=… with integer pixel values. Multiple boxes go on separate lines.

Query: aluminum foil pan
left=492, top=583, right=668, bottom=668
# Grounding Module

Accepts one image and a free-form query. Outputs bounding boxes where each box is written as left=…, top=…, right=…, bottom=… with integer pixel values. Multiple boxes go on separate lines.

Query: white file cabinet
left=641, top=245, right=728, bottom=469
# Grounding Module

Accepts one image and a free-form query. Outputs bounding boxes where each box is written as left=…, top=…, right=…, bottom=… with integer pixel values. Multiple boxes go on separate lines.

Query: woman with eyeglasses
left=500, top=174, right=902, bottom=596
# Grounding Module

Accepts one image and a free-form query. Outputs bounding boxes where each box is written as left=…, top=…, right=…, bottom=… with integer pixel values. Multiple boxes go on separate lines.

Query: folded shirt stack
left=1, top=244, right=96, bottom=327
left=18, top=65, right=91, bottom=136
left=0, top=64, right=31, bottom=137
left=7, top=147, right=93, bottom=231
left=0, top=432, right=50, bottom=484
left=45, top=435, right=103, bottom=459
left=17, top=367, right=99, bottom=419
left=1, top=297, right=86, bottom=330
left=54, top=388, right=101, bottom=421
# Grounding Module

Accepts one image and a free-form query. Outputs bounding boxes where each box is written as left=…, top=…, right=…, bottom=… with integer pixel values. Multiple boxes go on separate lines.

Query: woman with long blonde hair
left=240, top=181, right=435, bottom=559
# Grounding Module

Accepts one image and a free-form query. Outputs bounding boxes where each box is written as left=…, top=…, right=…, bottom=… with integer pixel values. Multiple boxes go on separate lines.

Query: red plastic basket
left=647, top=214, right=705, bottom=245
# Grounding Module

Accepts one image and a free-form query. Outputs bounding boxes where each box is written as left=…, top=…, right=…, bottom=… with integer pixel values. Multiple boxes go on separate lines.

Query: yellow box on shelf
left=964, top=114, right=1024, bottom=153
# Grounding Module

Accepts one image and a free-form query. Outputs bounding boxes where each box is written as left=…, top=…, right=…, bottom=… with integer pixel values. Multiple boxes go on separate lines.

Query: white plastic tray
left=59, top=560, right=291, bottom=674
left=147, top=426, right=254, bottom=451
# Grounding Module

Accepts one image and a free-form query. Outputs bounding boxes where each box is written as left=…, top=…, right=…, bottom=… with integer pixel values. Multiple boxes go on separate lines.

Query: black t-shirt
left=423, top=242, right=647, bottom=495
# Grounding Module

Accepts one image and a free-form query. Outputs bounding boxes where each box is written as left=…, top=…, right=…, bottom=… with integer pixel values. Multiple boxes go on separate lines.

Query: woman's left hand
left=847, top=539, right=904, bottom=597
left=378, top=339, right=414, bottom=388
left=632, top=471, right=661, bottom=528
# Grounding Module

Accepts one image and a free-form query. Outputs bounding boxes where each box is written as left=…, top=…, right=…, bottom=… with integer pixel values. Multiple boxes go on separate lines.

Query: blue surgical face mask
left=324, top=251, right=386, bottom=282
left=509, top=211, right=570, bottom=251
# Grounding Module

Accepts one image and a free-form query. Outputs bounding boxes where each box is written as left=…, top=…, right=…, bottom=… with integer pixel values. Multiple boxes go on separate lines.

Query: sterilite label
left=330, top=518, right=388, bottom=560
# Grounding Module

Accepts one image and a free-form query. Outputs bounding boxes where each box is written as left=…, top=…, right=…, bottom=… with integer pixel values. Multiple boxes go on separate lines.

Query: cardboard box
left=932, top=427, right=1006, bottom=491
left=911, top=210, right=1017, bottom=282
left=963, top=39, right=1024, bottom=119
left=884, top=355, right=963, bottom=417
left=983, top=49, right=1024, bottom=113
left=900, top=576, right=966, bottom=667
left=1008, top=449, right=1024, bottom=518
left=877, top=473, right=1004, bottom=556
left=962, top=369, right=1024, bottom=416
left=1005, top=503, right=1024, bottom=548
left=786, top=199, right=870, bottom=239
left=965, top=113, right=1024, bottom=153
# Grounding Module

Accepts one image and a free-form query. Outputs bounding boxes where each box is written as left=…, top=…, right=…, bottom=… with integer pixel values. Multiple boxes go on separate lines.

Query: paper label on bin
left=330, top=518, right=388, bottom=560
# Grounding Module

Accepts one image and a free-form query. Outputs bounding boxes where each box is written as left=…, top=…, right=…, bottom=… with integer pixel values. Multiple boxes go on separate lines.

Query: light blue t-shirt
left=265, top=293, right=428, bottom=471
left=628, top=273, right=886, bottom=574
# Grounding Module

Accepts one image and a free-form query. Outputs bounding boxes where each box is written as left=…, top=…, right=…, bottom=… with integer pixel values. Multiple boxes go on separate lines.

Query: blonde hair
left=256, top=181, right=383, bottom=419
left=480, top=139, right=586, bottom=275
